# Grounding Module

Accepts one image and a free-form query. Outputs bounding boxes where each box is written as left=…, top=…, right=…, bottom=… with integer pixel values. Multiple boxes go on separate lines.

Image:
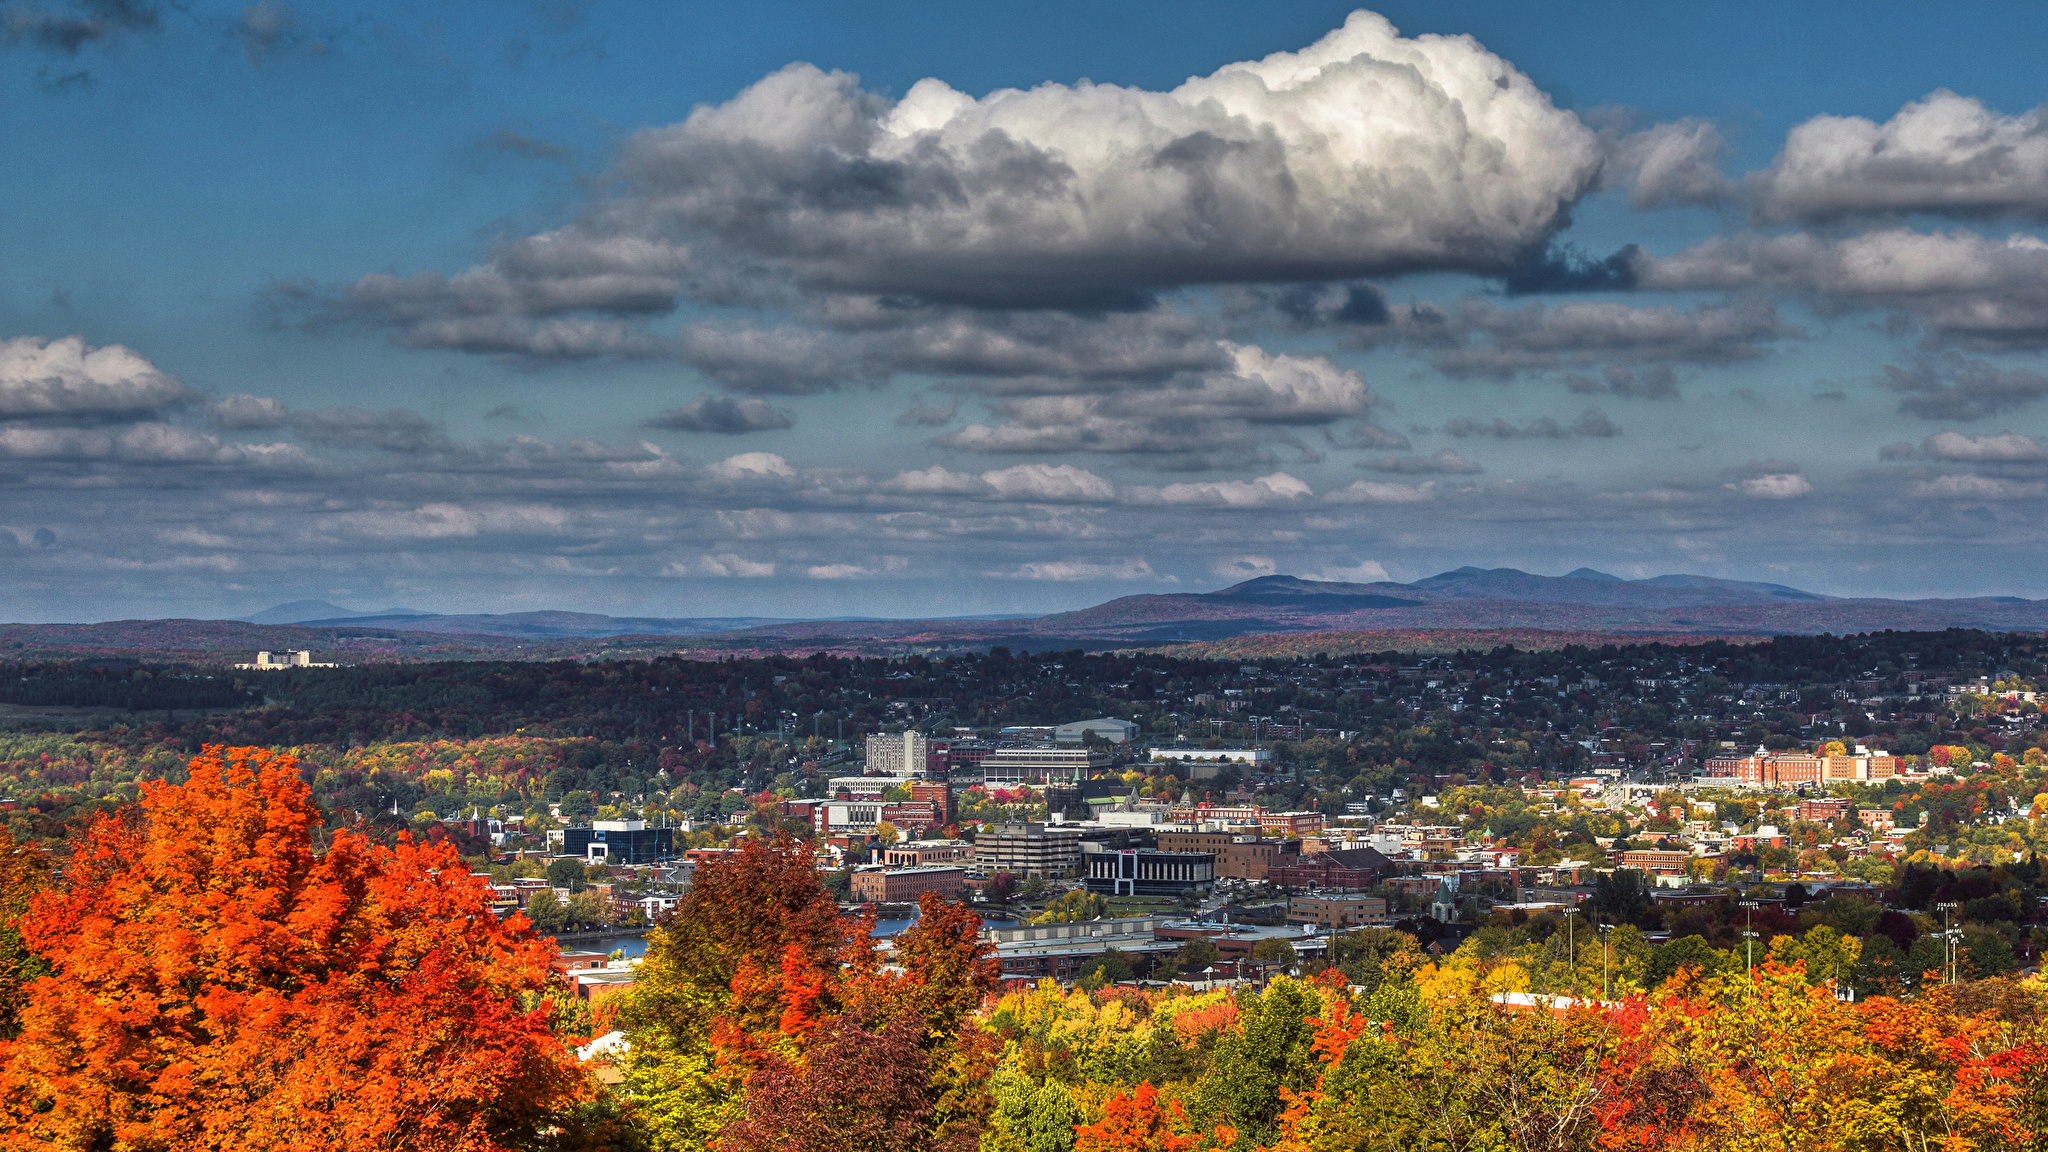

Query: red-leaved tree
left=0, top=746, right=591, bottom=1151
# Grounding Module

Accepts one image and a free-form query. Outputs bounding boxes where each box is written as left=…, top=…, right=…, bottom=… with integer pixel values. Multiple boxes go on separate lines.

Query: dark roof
left=1289, top=847, right=1390, bottom=870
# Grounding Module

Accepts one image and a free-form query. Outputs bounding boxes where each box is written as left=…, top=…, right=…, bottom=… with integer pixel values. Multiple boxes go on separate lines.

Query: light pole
left=1599, top=923, right=1613, bottom=999
left=1740, top=899, right=1760, bottom=978
left=1937, top=901, right=1960, bottom=984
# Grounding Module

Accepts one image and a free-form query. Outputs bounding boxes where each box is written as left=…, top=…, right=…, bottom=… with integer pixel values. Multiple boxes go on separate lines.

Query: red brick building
left=850, top=865, right=968, bottom=903
left=1268, top=847, right=1391, bottom=892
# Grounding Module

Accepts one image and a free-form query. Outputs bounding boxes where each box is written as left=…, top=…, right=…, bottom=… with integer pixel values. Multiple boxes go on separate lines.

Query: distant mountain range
left=4, top=568, right=2040, bottom=661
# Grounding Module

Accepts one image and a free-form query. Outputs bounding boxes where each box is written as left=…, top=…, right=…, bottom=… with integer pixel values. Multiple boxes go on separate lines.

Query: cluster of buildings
left=1702, top=745, right=1911, bottom=786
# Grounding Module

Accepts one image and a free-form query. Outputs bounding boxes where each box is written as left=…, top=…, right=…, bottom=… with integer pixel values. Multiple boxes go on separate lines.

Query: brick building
left=850, top=865, right=968, bottom=903
left=1287, top=895, right=1388, bottom=929
left=1268, top=847, right=1391, bottom=891
left=1617, top=849, right=1695, bottom=876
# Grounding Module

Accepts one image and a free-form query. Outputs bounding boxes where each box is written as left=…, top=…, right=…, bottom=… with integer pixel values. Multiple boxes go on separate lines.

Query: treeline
left=0, top=663, right=257, bottom=712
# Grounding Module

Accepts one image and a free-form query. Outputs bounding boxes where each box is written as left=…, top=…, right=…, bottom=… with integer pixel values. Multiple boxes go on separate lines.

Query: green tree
left=566, top=889, right=606, bottom=931
left=559, top=790, right=595, bottom=821
left=1251, top=938, right=1298, bottom=970
left=1193, top=975, right=1322, bottom=1146
left=1177, top=936, right=1220, bottom=973
left=548, top=856, right=587, bottom=892
left=1076, top=949, right=1136, bottom=991
left=1030, top=890, right=1107, bottom=924
left=526, top=888, right=568, bottom=934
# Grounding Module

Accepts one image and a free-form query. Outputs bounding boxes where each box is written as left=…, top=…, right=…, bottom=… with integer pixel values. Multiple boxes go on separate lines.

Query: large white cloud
left=0, top=335, right=193, bottom=417
left=335, top=8, right=1601, bottom=329
left=1749, top=91, right=2048, bottom=225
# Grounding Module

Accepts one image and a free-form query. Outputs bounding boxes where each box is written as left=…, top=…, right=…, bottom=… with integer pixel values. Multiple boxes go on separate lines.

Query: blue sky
left=4, top=0, right=2048, bottom=621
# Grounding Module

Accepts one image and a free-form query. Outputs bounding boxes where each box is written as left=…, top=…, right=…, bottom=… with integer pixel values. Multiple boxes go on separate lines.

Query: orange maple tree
left=1074, top=1082, right=1198, bottom=1152
left=0, top=745, right=591, bottom=1151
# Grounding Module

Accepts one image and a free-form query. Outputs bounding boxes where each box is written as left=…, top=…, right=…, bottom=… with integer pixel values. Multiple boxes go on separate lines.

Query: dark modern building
left=1083, top=848, right=1216, bottom=897
left=561, top=819, right=676, bottom=865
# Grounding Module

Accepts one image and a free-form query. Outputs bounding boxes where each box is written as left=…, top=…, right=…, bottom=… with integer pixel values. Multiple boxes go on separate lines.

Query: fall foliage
left=0, top=745, right=590, bottom=1151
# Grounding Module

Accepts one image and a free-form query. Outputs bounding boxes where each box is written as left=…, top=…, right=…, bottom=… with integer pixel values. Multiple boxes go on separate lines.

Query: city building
left=560, top=819, right=675, bottom=865
left=1268, top=847, right=1391, bottom=892
left=1287, top=895, right=1389, bottom=929
left=1704, top=746, right=1899, bottom=786
left=985, top=915, right=1179, bottom=982
left=866, top=730, right=930, bottom=777
left=1617, top=849, right=1696, bottom=877
left=882, top=839, right=975, bottom=867
left=1082, top=848, right=1217, bottom=896
left=850, top=865, right=968, bottom=903
left=233, top=649, right=337, bottom=670
left=1055, top=717, right=1139, bottom=745
left=1794, top=797, right=1854, bottom=823
left=980, top=747, right=1108, bottom=786
left=974, top=821, right=1083, bottom=877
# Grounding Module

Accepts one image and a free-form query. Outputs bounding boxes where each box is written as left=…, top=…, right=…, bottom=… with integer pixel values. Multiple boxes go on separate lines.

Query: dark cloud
left=3, top=0, right=160, bottom=54
left=1365, top=448, right=1480, bottom=474
left=1634, top=229, right=2048, bottom=351
left=937, top=345, right=1373, bottom=470
left=1348, top=422, right=1410, bottom=450
left=1881, top=355, right=2048, bottom=420
left=290, top=406, right=449, bottom=454
left=209, top=393, right=288, bottom=429
left=1444, top=408, right=1619, bottom=439
left=646, top=395, right=795, bottom=434
left=1566, top=364, right=1680, bottom=400
left=1500, top=243, right=1643, bottom=295
left=482, top=128, right=572, bottom=162
left=233, top=2, right=330, bottom=66
left=895, top=400, right=957, bottom=428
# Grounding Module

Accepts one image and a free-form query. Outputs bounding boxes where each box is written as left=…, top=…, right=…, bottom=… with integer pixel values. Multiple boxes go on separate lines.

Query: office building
left=560, top=819, right=676, bottom=865
left=1082, top=848, right=1216, bottom=897
left=980, top=747, right=1107, bottom=785
left=974, top=821, right=1082, bottom=877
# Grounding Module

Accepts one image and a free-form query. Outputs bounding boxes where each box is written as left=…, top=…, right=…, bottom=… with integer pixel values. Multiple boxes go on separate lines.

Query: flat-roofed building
left=1055, top=717, right=1139, bottom=744
left=866, top=730, right=930, bottom=777
left=975, top=821, right=1082, bottom=877
left=561, top=820, right=675, bottom=865
left=883, top=839, right=975, bottom=867
left=850, top=865, right=968, bottom=903
left=1083, top=848, right=1216, bottom=897
left=1288, top=895, right=1388, bottom=929
left=985, top=915, right=1178, bottom=982
left=980, top=747, right=1106, bottom=786
left=1617, top=849, right=1695, bottom=876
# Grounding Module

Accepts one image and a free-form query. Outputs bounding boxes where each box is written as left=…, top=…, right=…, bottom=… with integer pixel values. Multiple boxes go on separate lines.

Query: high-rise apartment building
left=865, top=730, right=930, bottom=777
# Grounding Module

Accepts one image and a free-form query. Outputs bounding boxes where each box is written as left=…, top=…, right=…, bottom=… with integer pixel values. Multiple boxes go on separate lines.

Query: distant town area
left=1, top=627, right=2044, bottom=999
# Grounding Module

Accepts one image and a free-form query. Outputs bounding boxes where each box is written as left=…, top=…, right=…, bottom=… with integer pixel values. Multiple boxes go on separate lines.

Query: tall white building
left=865, top=730, right=930, bottom=777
